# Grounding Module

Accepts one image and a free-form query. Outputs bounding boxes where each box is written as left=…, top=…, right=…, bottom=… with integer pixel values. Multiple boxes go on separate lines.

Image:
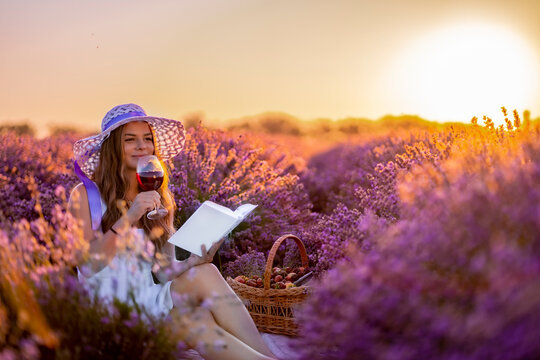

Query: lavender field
left=1, top=111, right=539, bottom=359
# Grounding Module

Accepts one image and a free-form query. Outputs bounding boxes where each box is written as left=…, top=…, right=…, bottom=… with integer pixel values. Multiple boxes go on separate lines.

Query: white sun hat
left=73, top=103, right=186, bottom=178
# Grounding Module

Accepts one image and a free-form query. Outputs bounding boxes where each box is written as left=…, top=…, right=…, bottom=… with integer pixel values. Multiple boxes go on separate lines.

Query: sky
left=1, top=0, right=540, bottom=135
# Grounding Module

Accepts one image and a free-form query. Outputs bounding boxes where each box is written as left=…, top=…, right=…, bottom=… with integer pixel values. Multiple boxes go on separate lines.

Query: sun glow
left=383, top=22, right=540, bottom=123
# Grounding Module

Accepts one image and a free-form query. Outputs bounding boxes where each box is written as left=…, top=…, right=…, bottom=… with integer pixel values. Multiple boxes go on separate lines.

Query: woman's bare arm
left=68, top=184, right=123, bottom=276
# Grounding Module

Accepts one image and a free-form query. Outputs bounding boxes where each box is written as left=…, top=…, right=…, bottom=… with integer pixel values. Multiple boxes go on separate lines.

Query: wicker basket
left=226, top=234, right=310, bottom=336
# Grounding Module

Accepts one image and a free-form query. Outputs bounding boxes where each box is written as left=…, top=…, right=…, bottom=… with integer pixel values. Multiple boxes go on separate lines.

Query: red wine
left=136, top=171, right=164, bottom=191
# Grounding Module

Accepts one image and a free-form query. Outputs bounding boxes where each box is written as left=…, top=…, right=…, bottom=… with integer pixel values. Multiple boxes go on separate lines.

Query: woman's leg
left=169, top=306, right=275, bottom=360
left=170, top=263, right=275, bottom=358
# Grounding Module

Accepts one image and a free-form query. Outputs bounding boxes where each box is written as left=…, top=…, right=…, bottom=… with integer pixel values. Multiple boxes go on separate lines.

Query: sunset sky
left=1, top=0, right=540, bottom=135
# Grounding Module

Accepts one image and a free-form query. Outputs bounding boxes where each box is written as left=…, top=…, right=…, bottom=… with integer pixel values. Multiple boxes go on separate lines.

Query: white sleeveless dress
left=77, top=200, right=174, bottom=318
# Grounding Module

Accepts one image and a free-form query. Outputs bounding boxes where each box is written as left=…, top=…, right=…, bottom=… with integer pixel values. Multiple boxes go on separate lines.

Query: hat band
left=103, top=110, right=147, bottom=131
left=74, top=160, right=102, bottom=231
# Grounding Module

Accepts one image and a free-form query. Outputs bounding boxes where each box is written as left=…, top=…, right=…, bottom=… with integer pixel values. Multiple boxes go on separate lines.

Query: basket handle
left=264, top=234, right=309, bottom=290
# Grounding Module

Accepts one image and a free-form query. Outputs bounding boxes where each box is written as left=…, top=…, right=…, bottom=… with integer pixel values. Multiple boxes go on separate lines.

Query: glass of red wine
left=136, top=155, right=168, bottom=220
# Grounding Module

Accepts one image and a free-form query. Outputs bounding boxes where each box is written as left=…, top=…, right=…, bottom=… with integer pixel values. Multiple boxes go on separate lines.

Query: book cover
left=168, top=201, right=257, bottom=256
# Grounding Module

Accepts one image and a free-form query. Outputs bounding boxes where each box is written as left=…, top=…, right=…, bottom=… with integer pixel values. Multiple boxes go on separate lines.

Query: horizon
left=4, top=109, right=535, bottom=139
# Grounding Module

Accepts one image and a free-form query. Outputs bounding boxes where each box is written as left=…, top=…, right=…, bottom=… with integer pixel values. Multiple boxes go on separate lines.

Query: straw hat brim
left=73, top=115, right=185, bottom=178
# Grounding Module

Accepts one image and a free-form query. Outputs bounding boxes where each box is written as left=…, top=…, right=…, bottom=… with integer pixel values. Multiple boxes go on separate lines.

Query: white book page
left=168, top=201, right=257, bottom=257
left=235, top=203, right=257, bottom=218
left=229, top=204, right=257, bottom=230
left=204, top=201, right=235, bottom=216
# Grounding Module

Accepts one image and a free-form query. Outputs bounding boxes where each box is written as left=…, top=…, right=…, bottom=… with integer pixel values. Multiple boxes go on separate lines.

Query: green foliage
left=0, top=123, right=35, bottom=136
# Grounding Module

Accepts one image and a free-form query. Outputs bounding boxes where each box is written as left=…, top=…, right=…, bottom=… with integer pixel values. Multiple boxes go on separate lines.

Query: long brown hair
left=93, top=123, right=175, bottom=250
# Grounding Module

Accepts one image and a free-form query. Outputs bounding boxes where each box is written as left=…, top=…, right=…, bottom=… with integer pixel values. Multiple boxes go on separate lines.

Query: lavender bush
left=222, top=250, right=267, bottom=279
left=294, top=118, right=540, bottom=359
left=37, top=275, right=183, bottom=360
left=297, top=206, right=387, bottom=275
left=169, top=125, right=315, bottom=263
left=299, top=137, right=404, bottom=214
left=299, top=129, right=456, bottom=217
left=297, top=129, right=456, bottom=275
left=0, top=131, right=78, bottom=224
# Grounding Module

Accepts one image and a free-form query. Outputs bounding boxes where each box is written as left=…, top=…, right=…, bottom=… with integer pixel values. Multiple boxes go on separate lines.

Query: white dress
left=77, top=200, right=174, bottom=318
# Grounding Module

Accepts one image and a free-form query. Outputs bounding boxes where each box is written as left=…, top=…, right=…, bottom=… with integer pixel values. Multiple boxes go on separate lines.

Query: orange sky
left=1, top=0, right=540, bottom=135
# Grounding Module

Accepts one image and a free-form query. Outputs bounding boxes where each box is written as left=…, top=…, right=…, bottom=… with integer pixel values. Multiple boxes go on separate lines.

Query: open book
left=168, top=201, right=257, bottom=257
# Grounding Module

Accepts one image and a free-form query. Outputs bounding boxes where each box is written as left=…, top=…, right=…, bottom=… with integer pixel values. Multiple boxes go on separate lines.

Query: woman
left=68, top=103, right=276, bottom=360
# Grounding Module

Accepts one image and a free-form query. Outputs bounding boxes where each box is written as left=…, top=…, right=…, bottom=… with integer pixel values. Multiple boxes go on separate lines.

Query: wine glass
left=136, top=155, right=168, bottom=220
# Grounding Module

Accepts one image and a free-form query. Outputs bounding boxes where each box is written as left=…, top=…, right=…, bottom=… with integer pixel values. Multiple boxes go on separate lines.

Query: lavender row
left=294, top=119, right=540, bottom=359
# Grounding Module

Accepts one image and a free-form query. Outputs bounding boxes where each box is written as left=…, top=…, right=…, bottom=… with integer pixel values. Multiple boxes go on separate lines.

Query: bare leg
left=169, top=297, right=275, bottom=360
left=171, top=263, right=275, bottom=358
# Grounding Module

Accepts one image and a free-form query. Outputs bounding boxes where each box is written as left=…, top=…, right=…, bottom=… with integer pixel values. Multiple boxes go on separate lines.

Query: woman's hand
left=126, top=190, right=162, bottom=225
left=154, top=239, right=225, bottom=282
left=190, top=238, right=225, bottom=266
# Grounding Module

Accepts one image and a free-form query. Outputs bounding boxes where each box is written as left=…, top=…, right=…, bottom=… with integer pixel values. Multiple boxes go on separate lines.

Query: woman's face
left=121, top=121, right=155, bottom=171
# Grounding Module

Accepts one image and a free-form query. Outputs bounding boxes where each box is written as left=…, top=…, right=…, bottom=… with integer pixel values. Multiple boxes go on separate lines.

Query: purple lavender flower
left=294, top=121, right=540, bottom=359
left=169, top=126, right=315, bottom=264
